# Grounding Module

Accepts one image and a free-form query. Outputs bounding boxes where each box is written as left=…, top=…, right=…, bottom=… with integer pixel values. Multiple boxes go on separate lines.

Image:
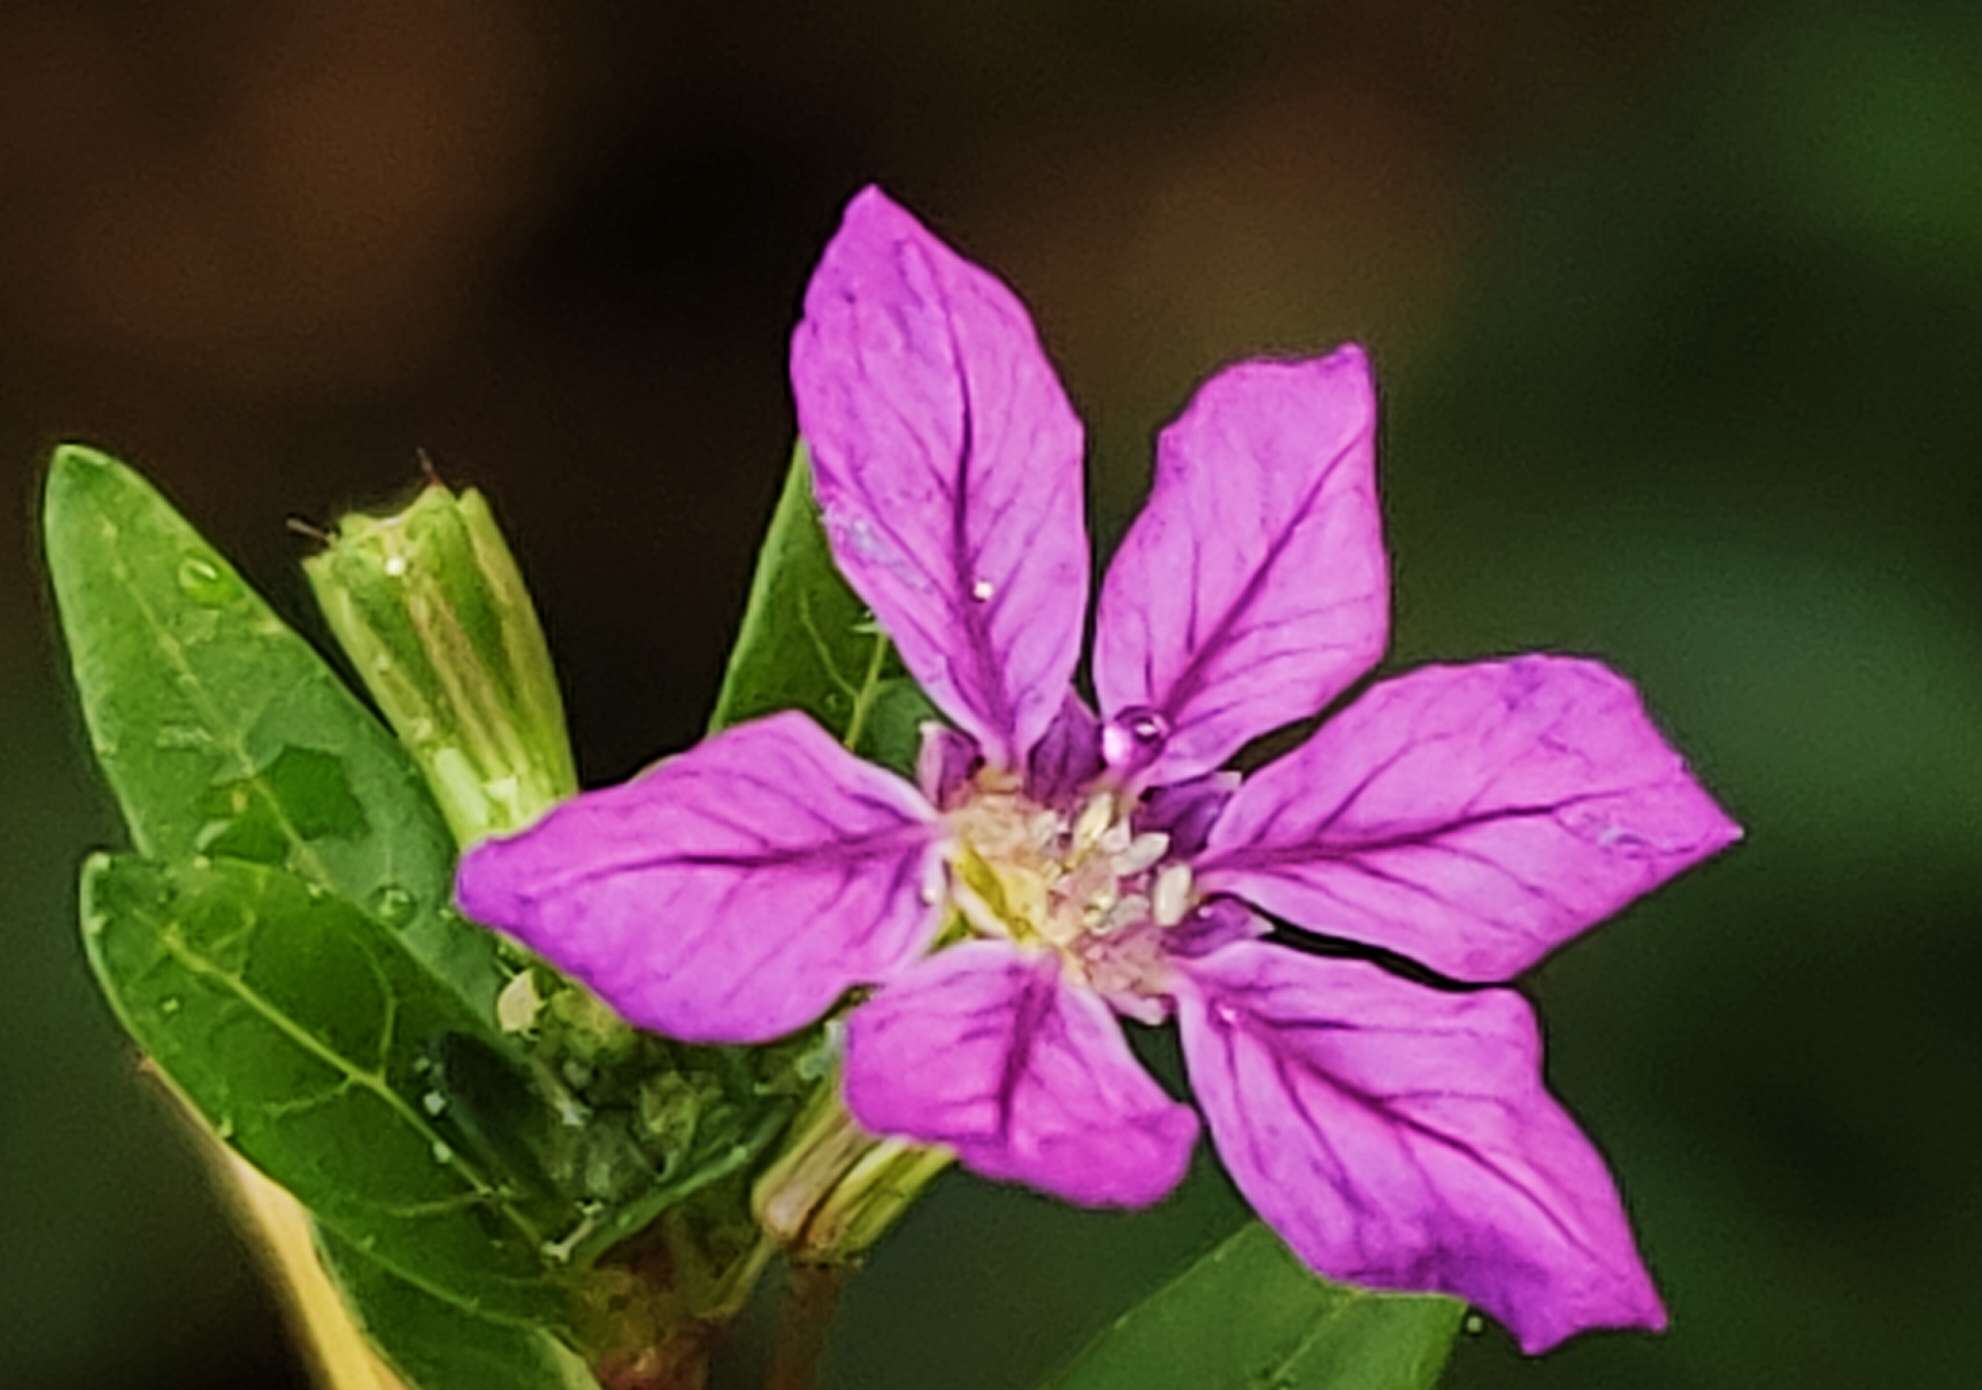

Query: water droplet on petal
left=367, top=884, right=418, bottom=930
left=1100, top=707, right=1170, bottom=773
left=971, top=578, right=994, bottom=601
left=175, top=556, right=236, bottom=606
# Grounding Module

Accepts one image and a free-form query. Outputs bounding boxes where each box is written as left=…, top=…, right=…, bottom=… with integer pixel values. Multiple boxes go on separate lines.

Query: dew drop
left=160, top=997, right=182, bottom=1016
left=970, top=578, right=994, bottom=601
left=421, top=1090, right=447, bottom=1117
left=214, top=1115, right=236, bottom=1141
left=1099, top=706, right=1169, bottom=773
left=175, top=555, right=236, bottom=606
left=383, top=555, right=408, bottom=578
left=430, top=1141, right=453, bottom=1163
left=1463, top=1313, right=1486, bottom=1336
left=367, top=884, right=418, bottom=930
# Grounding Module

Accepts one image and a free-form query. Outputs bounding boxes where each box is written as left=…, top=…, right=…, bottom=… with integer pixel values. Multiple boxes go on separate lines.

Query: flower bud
left=304, top=482, right=577, bottom=843
left=751, top=1082, right=951, bottom=1264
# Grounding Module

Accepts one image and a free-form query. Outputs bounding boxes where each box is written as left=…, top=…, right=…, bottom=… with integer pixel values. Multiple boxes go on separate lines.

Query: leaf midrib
left=111, top=535, right=344, bottom=889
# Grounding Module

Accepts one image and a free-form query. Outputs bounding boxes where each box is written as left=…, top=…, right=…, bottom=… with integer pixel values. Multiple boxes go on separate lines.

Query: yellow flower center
left=943, top=771, right=1194, bottom=1005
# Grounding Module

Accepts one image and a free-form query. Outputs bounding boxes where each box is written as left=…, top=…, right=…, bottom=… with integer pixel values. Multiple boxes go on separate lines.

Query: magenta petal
left=1177, top=942, right=1665, bottom=1353
left=1025, top=694, right=1103, bottom=809
left=844, top=941, right=1199, bottom=1207
left=1163, top=897, right=1272, bottom=959
left=916, top=721, right=981, bottom=810
left=1196, top=657, right=1742, bottom=981
left=1135, top=769, right=1241, bottom=861
left=454, top=712, right=945, bottom=1044
left=1093, top=349, right=1388, bottom=784
left=791, top=187, right=1088, bottom=769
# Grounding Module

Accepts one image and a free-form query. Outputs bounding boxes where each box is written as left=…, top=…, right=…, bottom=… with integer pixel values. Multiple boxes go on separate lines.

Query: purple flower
left=456, top=187, right=1741, bottom=1352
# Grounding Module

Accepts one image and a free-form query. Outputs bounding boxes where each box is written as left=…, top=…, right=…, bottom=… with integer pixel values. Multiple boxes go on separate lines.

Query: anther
left=1151, top=863, right=1193, bottom=927
left=1116, top=831, right=1169, bottom=876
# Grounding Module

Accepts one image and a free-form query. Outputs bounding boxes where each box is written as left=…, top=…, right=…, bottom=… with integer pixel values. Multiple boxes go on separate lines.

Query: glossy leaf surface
left=44, top=446, right=504, bottom=1018
left=318, top=1230, right=600, bottom=1390
left=707, top=443, right=940, bottom=774
left=80, top=853, right=578, bottom=1325
left=1047, top=1223, right=1461, bottom=1390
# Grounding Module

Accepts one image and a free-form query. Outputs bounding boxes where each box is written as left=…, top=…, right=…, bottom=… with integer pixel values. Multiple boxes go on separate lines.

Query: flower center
left=943, top=772, right=1195, bottom=1007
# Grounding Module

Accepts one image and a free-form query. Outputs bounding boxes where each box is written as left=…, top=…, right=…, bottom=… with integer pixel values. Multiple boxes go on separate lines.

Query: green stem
left=840, top=633, right=890, bottom=752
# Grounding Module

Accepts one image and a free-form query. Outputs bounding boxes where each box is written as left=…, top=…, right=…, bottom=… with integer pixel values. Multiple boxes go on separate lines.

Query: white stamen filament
left=1098, top=893, right=1150, bottom=934
left=1071, top=791, right=1113, bottom=856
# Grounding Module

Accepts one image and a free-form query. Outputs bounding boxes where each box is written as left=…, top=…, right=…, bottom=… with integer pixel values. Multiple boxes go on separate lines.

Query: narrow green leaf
left=43, top=445, right=504, bottom=1019
left=1047, top=1223, right=1463, bottom=1390
left=708, top=444, right=937, bottom=774
left=317, top=1230, right=600, bottom=1390
left=79, top=853, right=583, bottom=1326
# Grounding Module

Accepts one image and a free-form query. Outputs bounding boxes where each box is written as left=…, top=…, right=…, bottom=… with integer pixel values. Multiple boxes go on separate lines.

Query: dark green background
left=4, top=2, right=1977, bottom=1386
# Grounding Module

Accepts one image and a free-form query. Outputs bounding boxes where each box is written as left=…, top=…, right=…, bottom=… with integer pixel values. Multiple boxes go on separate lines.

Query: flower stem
left=752, top=1079, right=951, bottom=1263
left=764, top=1262, right=848, bottom=1390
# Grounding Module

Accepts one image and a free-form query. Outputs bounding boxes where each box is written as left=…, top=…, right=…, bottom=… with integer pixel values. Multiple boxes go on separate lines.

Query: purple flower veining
left=456, top=187, right=1741, bottom=1352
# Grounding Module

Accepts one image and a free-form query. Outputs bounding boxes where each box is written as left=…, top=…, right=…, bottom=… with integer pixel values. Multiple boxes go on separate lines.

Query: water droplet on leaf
left=175, top=556, right=236, bottom=606
left=367, top=884, right=417, bottom=929
left=430, top=1141, right=453, bottom=1163
left=160, top=997, right=182, bottom=1016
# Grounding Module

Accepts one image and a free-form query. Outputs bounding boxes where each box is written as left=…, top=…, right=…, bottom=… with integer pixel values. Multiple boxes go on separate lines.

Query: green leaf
left=1046, top=1223, right=1463, bottom=1390
left=708, top=443, right=938, bottom=775
left=79, top=853, right=582, bottom=1326
left=317, top=1229, right=600, bottom=1390
left=43, top=445, right=505, bottom=1020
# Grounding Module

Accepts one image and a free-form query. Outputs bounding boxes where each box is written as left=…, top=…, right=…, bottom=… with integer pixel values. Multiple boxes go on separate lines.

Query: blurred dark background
left=5, top=2, right=1979, bottom=1387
